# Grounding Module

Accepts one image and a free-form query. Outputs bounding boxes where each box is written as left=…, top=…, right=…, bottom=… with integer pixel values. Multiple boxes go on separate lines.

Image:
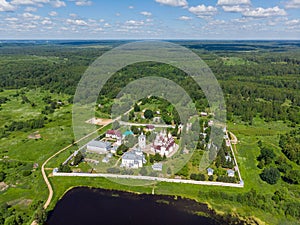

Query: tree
left=116, top=144, right=129, bottom=155
left=22, top=170, right=32, bottom=177
left=0, top=172, right=6, bottom=182
left=175, top=164, right=189, bottom=177
left=34, top=206, right=47, bottom=224
left=144, top=109, right=153, bottom=119
left=129, top=110, right=135, bottom=121
left=285, top=170, right=300, bottom=184
left=4, top=216, right=17, bottom=225
left=124, top=135, right=137, bottom=148
left=134, top=103, right=140, bottom=112
left=153, top=153, right=163, bottom=162
left=257, top=147, right=275, bottom=166
left=140, top=167, right=147, bottom=176
left=260, top=167, right=280, bottom=185
left=58, top=164, right=71, bottom=173
left=73, top=151, right=84, bottom=165
left=131, top=126, right=140, bottom=135
left=112, top=121, right=120, bottom=130
left=190, top=173, right=205, bottom=181
left=167, top=167, right=172, bottom=175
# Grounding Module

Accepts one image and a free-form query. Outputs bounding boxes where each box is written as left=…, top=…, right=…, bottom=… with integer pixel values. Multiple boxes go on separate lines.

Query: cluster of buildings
left=206, top=167, right=235, bottom=177
left=85, top=127, right=175, bottom=171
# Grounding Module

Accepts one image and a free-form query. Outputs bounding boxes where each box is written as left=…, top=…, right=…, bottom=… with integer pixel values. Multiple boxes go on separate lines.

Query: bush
left=260, top=167, right=280, bottom=185
left=217, top=175, right=236, bottom=183
left=73, top=151, right=84, bottom=165
left=22, top=170, right=32, bottom=177
left=0, top=172, right=6, bottom=182
left=58, top=164, right=71, bottom=173
left=190, top=173, right=205, bottom=181
left=144, top=109, right=154, bottom=119
left=285, top=170, right=300, bottom=184
left=107, top=168, right=120, bottom=174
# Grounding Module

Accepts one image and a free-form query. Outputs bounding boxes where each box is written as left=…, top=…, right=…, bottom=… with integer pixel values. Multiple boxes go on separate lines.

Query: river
left=46, top=187, right=225, bottom=225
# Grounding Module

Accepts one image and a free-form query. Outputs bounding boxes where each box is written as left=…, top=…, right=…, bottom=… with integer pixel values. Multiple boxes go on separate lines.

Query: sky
left=0, top=0, right=299, bottom=39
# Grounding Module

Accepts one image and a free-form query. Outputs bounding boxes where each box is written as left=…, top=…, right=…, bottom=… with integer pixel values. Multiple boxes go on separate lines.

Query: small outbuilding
left=152, top=163, right=163, bottom=171
left=227, top=169, right=235, bottom=177
left=207, top=168, right=214, bottom=176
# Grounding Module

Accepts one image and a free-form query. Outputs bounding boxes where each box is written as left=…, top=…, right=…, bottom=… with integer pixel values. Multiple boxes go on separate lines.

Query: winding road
left=41, top=125, right=106, bottom=209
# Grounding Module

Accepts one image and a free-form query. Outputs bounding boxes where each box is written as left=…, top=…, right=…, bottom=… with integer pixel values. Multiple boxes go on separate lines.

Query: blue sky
left=0, top=0, right=299, bottom=39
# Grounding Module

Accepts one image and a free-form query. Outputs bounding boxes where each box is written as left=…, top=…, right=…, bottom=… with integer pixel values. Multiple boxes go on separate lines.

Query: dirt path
left=42, top=125, right=108, bottom=209
left=41, top=103, right=139, bottom=210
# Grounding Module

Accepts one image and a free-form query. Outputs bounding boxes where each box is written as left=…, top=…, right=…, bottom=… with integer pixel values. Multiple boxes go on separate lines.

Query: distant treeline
left=0, top=43, right=300, bottom=125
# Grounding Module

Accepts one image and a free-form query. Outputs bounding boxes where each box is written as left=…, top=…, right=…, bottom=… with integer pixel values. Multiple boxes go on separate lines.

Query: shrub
left=260, top=167, right=280, bottom=185
left=22, top=170, right=32, bottom=177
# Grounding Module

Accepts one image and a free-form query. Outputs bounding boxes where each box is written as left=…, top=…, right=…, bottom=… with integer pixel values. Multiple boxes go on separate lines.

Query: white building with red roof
left=106, top=130, right=122, bottom=145
left=151, top=130, right=175, bottom=157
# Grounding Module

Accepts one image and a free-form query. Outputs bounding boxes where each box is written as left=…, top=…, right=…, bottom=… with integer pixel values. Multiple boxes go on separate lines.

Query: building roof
left=152, top=163, right=163, bottom=171
left=123, top=130, right=134, bottom=136
left=227, top=169, right=235, bottom=175
left=106, top=130, right=121, bottom=137
left=87, top=140, right=111, bottom=149
left=207, top=168, right=214, bottom=173
left=225, top=155, right=232, bottom=162
left=146, top=124, right=155, bottom=129
left=122, top=149, right=144, bottom=161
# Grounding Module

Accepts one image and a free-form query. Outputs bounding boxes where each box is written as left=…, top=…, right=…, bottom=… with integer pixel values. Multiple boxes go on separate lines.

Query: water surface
left=46, top=187, right=221, bottom=225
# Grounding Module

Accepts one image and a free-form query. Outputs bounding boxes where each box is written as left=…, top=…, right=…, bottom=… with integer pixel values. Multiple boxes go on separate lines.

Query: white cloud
left=75, top=0, right=92, bottom=6
left=99, top=19, right=105, bottom=22
left=0, top=0, right=17, bottom=11
left=125, top=20, right=144, bottom=26
left=24, top=6, right=37, bottom=11
left=41, top=19, right=52, bottom=25
left=222, top=5, right=247, bottom=12
left=51, top=0, right=66, bottom=7
left=140, top=11, right=152, bottom=16
left=285, top=0, right=300, bottom=8
left=189, top=5, right=218, bottom=18
left=49, top=11, right=57, bottom=16
left=217, top=0, right=251, bottom=5
left=286, top=19, right=300, bottom=25
left=11, top=0, right=49, bottom=6
left=128, top=5, right=134, bottom=9
left=178, top=16, right=191, bottom=20
left=242, top=6, right=287, bottom=17
left=155, top=0, right=188, bottom=7
left=69, top=13, right=77, bottom=17
left=4, top=17, right=18, bottom=21
left=93, top=27, right=103, bottom=31
left=22, top=12, right=41, bottom=20
left=104, top=22, right=111, bottom=27
left=116, top=12, right=121, bottom=16
left=67, top=18, right=88, bottom=26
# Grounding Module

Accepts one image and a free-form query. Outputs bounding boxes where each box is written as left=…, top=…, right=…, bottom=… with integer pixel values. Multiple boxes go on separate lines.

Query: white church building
left=121, top=148, right=146, bottom=169
left=151, top=130, right=175, bottom=157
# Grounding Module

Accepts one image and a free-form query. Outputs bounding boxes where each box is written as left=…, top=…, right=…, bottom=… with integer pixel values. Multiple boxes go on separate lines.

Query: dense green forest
left=0, top=40, right=299, bottom=225
left=1, top=41, right=300, bottom=125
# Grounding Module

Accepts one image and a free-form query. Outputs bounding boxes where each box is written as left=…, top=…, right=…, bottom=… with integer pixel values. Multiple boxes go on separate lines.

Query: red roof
left=106, top=130, right=121, bottom=137
left=107, top=130, right=115, bottom=134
